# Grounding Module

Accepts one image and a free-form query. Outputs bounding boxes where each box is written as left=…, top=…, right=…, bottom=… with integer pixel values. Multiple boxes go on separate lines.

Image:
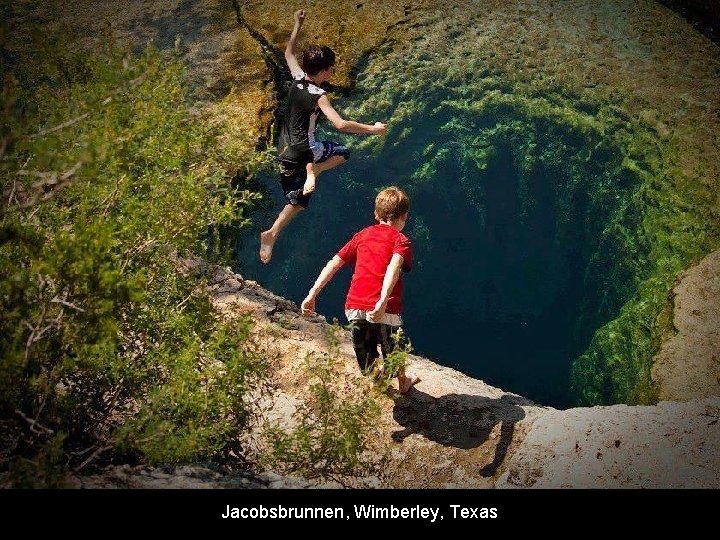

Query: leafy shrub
left=373, top=327, right=412, bottom=394
left=263, top=327, right=381, bottom=483
left=0, top=31, right=266, bottom=483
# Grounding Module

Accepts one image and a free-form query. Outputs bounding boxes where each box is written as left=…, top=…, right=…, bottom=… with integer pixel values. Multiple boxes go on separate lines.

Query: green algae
left=331, top=31, right=718, bottom=406
left=228, top=1, right=719, bottom=406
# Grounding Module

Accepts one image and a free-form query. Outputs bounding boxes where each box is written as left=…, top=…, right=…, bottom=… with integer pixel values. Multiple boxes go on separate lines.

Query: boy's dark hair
left=301, top=45, right=336, bottom=76
left=375, top=187, right=410, bottom=222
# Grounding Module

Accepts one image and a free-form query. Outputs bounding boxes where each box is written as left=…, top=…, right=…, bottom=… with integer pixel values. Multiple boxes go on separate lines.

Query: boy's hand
left=368, top=300, right=387, bottom=322
left=372, top=122, right=387, bottom=135
left=294, top=9, right=305, bottom=25
left=301, top=294, right=316, bottom=316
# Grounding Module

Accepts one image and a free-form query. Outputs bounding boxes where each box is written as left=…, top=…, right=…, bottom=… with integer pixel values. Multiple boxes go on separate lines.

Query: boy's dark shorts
left=278, top=141, right=350, bottom=209
left=279, top=161, right=312, bottom=209
left=349, top=319, right=407, bottom=373
left=314, top=141, right=350, bottom=164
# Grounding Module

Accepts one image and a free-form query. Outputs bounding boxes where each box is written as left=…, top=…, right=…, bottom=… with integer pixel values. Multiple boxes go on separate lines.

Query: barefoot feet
left=303, top=164, right=316, bottom=195
left=369, top=360, right=385, bottom=382
left=398, top=372, right=421, bottom=394
left=259, top=230, right=276, bottom=264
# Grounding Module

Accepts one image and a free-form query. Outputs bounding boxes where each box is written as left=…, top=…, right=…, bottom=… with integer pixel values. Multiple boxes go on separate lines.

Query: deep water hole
left=234, top=102, right=643, bottom=408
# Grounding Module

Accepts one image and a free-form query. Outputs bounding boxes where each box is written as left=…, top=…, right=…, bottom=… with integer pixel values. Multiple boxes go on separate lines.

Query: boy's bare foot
left=370, top=361, right=385, bottom=381
left=259, top=230, right=275, bottom=264
left=398, top=373, right=421, bottom=394
left=303, top=164, right=316, bottom=195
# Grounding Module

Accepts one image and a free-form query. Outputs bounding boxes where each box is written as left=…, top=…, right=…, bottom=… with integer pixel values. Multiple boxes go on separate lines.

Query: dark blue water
left=233, top=112, right=632, bottom=409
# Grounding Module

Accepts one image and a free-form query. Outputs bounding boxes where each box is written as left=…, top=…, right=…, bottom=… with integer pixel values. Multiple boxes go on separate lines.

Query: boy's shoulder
left=357, top=224, right=411, bottom=243
left=289, top=70, right=325, bottom=96
left=395, top=229, right=412, bottom=249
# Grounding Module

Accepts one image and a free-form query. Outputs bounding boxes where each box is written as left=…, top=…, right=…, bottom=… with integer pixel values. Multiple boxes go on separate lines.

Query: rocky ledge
left=61, top=261, right=720, bottom=489
left=205, top=263, right=720, bottom=488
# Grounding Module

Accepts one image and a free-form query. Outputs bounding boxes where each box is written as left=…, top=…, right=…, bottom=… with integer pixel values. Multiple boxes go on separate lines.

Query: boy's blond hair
left=375, top=187, right=410, bottom=222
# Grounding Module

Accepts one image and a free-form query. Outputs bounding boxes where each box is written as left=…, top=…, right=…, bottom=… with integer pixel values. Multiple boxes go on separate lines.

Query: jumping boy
left=300, top=187, right=421, bottom=394
left=259, top=9, right=387, bottom=264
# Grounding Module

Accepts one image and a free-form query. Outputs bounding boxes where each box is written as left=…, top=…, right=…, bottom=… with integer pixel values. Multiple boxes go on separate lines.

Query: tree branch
left=29, top=70, right=146, bottom=141
left=50, top=296, right=86, bottom=313
left=31, top=113, right=89, bottom=139
left=72, top=444, right=113, bottom=472
left=14, top=409, right=54, bottom=435
left=7, top=161, right=83, bottom=210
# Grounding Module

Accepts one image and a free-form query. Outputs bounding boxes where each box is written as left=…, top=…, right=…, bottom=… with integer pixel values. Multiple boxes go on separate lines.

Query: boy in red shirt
left=301, top=187, right=421, bottom=394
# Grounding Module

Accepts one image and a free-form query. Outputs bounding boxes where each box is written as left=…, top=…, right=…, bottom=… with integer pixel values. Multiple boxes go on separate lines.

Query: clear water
left=232, top=118, right=632, bottom=409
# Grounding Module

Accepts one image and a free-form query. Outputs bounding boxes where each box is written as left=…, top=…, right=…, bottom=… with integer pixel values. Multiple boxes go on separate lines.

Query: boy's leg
left=261, top=161, right=311, bottom=263
left=303, top=156, right=347, bottom=194
left=303, top=142, right=350, bottom=195
left=351, top=320, right=380, bottom=373
left=379, top=325, right=420, bottom=394
left=259, top=203, right=303, bottom=263
left=397, top=369, right=421, bottom=394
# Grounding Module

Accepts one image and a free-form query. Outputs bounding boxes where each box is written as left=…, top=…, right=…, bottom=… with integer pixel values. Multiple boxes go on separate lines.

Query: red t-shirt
left=337, top=224, right=412, bottom=314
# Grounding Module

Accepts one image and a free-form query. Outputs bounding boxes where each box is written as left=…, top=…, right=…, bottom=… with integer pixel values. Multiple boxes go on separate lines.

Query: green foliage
left=8, top=433, right=69, bottom=489
left=115, top=316, right=264, bottom=464
left=0, top=32, right=266, bottom=483
left=374, top=327, right=411, bottom=394
left=263, top=326, right=380, bottom=483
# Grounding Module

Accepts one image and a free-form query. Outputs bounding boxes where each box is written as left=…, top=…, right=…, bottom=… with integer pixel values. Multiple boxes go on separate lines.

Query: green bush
left=263, top=327, right=381, bottom=484
left=374, top=327, right=411, bottom=394
left=0, top=32, right=266, bottom=483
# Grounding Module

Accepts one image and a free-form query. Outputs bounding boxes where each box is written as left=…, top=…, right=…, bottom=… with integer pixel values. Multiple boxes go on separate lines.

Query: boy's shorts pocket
left=313, top=141, right=350, bottom=163
left=279, top=165, right=312, bottom=209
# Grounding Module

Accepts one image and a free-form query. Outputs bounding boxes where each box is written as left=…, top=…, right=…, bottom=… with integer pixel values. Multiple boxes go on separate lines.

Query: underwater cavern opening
left=235, top=98, right=646, bottom=409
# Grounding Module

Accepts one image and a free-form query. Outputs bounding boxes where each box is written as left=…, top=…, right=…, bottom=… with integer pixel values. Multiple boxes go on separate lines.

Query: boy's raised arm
left=301, top=255, right=345, bottom=316
left=317, top=95, right=387, bottom=135
left=368, top=253, right=405, bottom=322
left=285, top=9, right=305, bottom=78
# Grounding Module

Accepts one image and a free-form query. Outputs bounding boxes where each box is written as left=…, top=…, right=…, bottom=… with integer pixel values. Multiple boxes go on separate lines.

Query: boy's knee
left=337, top=147, right=350, bottom=161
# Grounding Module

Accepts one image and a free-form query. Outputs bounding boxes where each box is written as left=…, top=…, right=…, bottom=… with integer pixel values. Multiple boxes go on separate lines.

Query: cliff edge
left=209, top=263, right=720, bottom=488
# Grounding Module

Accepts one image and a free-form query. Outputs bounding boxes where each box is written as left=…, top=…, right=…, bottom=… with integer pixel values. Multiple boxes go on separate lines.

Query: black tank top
left=277, top=70, right=326, bottom=162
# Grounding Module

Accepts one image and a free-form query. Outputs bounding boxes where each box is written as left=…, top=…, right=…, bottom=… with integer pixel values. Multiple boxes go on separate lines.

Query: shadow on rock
left=392, top=390, right=529, bottom=477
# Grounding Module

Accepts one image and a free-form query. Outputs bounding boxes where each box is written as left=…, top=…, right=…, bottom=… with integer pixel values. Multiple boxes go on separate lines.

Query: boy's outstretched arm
left=368, top=253, right=404, bottom=322
left=285, top=9, right=305, bottom=77
left=301, top=255, right=345, bottom=315
left=318, top=95, right=387, bottom=135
